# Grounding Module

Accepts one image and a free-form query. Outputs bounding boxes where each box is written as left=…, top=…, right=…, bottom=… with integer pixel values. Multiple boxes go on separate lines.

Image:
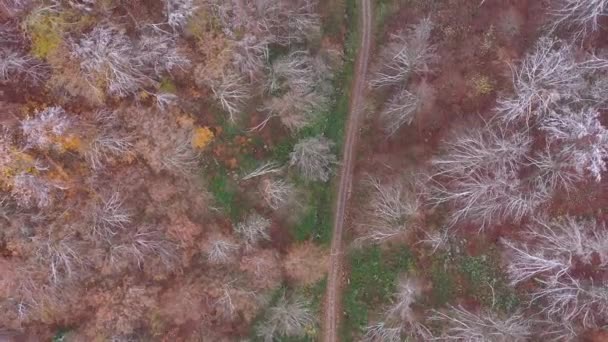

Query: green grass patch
left=291, top=182, right=334, bottom=245
left=26, top=12, right=64, bottom=60
left=208, top=172, right=241, bottom=220
left=159, top=78, right=177, bottom=93
left=459, top=254, right=520, bottom=312
left=342, top=246, right=413, bottom=341
left=429, top=254, right=456, bottom=306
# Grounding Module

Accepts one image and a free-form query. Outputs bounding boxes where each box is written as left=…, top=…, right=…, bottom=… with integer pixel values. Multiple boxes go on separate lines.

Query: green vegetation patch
left=342, top=246, right=413, bottom=340
left=208, top=172, right=241, bottom=220
left=26, top=12, right=65, bottom=59
left=459, top=254, right=520, bottom=312
left=429, top=254, right=456, bottom=306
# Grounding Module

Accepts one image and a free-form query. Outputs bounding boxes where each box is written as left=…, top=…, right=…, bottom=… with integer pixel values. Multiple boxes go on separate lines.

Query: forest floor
left=321, top=0, right=372, bottom=340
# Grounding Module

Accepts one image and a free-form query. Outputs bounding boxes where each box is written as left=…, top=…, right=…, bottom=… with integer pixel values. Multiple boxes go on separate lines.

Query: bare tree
left=72, top=24, right=188, bottom=97
left=503, top=216, right=608, bottom=285
left=431, top=125, right=531, bottom=178
left=32, top=234, right=83, bottom=284
left=370, top=17, right=437, bottom=88
left=11, top=173, right=64, bottom=208
left=72, top=25, right=149, bottom=97
left=530, top=277, right=608, bottom=329
left=540, top=106, right=608, bottom=181
left=380, top=88, right=421, bottom=136
left=496, top=37, right=584, bottom=124
left=91, top=192, right=131, bottom=240
left=260, top=178, right=294, bottom=210
left=85, top=110, right=133, bottom=170
left=358, top=177, right=421, bottom=244
left=206, top=237, right=239, bottom=264
left=110, top=225, right=178, bottom=270
left=163, top=0, right=197, bottom=30
left=0, top=49, right=47, bottom=83
left=232, top=33, right=270, bottom=80
left=241, top=161, right=282, bottom=181
left=160, top=136, right=199, bottom=176
left=259, top=50, right=332, bottom=132
left=21, top=106, right=73, bottom=150
left=428, top=168, right=547, bottom=228
left=430, top=305, right=531, bottom=341
left=256, top=293, right=315, bottom=342
left=549, top=0, right=608, bottom=39
left=208, top=72, right=251, bottom=121
left=289, top=136, right=337, bottom=182
left=136, top=29, right=190, bottom=76
left=235, top=213, right=271, bottom=249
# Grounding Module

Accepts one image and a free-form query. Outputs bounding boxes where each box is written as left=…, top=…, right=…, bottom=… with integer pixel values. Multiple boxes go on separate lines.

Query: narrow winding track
left=322, top=0, right=372, bottom=340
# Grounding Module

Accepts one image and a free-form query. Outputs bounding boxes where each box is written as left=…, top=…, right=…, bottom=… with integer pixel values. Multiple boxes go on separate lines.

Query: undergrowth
left=342, top=245, right=413, bottom=341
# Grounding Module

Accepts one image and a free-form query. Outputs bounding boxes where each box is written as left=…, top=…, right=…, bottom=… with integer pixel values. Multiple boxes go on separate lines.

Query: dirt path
left=322, top=0, right=372, bottom=341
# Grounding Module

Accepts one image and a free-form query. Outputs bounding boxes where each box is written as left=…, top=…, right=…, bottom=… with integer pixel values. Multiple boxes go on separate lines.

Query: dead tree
left=430, top=305, right=531, bottom=341
left=21, top=107, right=72, bottom=150
left=32, top=235, right=83, bottom=284
left=206, top=237, right=239, bottom=264
left=431, top=125, right=531, bottom=178
left=11, top=172, right=64, bottom=208
left=85, top=110, right=133, bottom=170
left=380, top=88, right=421, bottom=136
left=259, top=50, right=332, bottom=132
left=0, top=49, right=47, bottom=83
left=72, top=24, right=188, bottom=97
left=256, top=293, right=315, bottom=342
left=91, top=191, right=131, bottom=240
left=549, top=0, right=608, bottom=39
left=428, top=168, right=547, bottom=228
left=496, top=37, right=583, bottom=124
left=358, top=177, right=421, bottom=244
left=160, top=136, right=199, bottom=176
left=163, top=0, right=197, bottom=30
left=540, top=106, right=608, bottom=181
left=260, top=178, right=294, bottom=210
left=370, top=17, right=437, bottom=88
left=289, top=136, right=337, bottom=182
left=110, top=225, right=178, bottom=270
left=503, top=216, right=608, bottom=285
left=364, top=277, right=431, bottom=342
left=235, top=213, right=271, bottom=249
left=209, top=72, right=251, bottom=121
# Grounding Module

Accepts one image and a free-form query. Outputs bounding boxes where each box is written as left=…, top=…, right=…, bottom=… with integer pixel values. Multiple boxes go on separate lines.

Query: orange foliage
left=191, top=126, right=214, bottom=149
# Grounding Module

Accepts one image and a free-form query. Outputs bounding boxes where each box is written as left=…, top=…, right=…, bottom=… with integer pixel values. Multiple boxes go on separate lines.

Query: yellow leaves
left=25, top=11, right=65, bottom=60
left=57, top=135, right=82, bottom=152
left=470, top=74, right=494, bottom=96
left=191, top=126, right=214, bottom=150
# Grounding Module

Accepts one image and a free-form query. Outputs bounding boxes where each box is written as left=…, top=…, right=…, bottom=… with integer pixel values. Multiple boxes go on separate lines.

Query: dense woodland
left=0, top=0, right=342, bottom=340
left=351, top=0, right=608, bottom=341
left=2, top=0, right=608, bottom=341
